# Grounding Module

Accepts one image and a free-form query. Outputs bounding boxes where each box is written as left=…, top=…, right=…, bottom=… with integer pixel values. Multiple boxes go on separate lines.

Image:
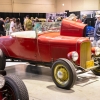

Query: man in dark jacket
left=82, top=14, right=88, bottom=24
left=0, top=18, right=5, bottom=36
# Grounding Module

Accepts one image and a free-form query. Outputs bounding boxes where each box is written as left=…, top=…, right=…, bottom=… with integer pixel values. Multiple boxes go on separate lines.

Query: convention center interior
left=0, top=0, right=100, bottom=100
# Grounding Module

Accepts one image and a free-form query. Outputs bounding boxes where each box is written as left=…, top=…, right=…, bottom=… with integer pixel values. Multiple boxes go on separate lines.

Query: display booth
left=46, top=11, right=69, bottom=22
left=0, top=12, right=46, bottom=24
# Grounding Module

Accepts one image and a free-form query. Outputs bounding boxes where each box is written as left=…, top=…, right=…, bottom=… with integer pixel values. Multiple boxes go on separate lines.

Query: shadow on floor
left=5, top=63, right=100, bottom=88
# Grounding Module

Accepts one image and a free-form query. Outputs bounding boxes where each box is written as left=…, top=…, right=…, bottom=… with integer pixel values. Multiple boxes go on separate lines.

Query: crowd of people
left=0, top=13, right=86, bottom=36
left=0, top=15, right=44, bottom=36
left=0, top=12, right=100, bottom=44
left=46, top=12, right=100, bottom=45
left=0, top=14, right=66, bottom=37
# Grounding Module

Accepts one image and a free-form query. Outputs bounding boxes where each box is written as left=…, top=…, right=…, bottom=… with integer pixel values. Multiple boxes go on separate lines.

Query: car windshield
left=10, top=22, right=61, bottom=38
left=34, top=22, right=61, bottom=34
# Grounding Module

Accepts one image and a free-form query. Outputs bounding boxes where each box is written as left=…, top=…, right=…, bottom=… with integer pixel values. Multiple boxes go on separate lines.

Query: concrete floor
left=5, top=62, right=100, bottom=100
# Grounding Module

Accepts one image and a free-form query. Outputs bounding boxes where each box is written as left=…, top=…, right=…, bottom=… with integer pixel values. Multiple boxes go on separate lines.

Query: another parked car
left=86, top=26, right=94, bottom=37
left=0, top=70, right=29, bottom=100
left=0, top=25, right=100, bottom=89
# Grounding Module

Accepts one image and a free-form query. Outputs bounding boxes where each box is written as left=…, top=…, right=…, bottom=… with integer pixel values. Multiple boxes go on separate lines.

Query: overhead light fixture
left=62, top=3, right=64, bottom=6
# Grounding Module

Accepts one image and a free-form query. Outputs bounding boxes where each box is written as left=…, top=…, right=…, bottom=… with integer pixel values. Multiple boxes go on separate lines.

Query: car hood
left=38, top=32, right=90, bottom=45
left=60, top=19, right=87, bottom=37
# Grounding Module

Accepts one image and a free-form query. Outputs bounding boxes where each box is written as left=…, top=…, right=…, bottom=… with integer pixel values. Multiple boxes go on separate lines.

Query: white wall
left=0, top=0, right=12, bottom=12
left=0, top=0, right=99, bottom=12
left=13, top=0, right=56, bottom=13
left=0, top=0, right=56, bottom=13
left=56, top=0, right=71, bottom=12
left=56, top=0, right=99, bottom=12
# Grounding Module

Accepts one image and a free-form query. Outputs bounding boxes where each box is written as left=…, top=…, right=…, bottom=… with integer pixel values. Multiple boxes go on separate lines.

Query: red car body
left=60, top=19, right=87, bottom=37
left=0, top=22, right=99, bottom=89
left=0, top=31, right=90, bottom=66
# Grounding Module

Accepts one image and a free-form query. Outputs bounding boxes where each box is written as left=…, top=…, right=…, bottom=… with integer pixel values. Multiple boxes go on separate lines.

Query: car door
left=16, top=37, right=38, bottom=61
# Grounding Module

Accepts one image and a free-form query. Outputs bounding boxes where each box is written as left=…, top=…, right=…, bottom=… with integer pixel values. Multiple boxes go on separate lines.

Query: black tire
left=0, top=49, right=6, bottom=70
left=91, top=67, right=100, bottom=76
left=28, top=62, right=35, bottom=65
left=2, top=75, right=29, bottom=100
left=52, top=58, right=77, bottom=89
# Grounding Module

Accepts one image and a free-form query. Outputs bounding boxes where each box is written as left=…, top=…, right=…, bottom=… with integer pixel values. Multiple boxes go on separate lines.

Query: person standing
left=0, top=18, right=5, bottom=36
left=94, top=14, right=100, bottom=42
left=9, top=18, right=16, bottom=34
left=14, top=18, right=22, bottom=32
left=49, top=14, right=55, bottom=22
left=5, top=17, right=10, bottom=35
left=91, top=14, right=100, bottom=47
left=24, top=15, right=33, bottom=31
left=82, top=14, right=88, bottom=24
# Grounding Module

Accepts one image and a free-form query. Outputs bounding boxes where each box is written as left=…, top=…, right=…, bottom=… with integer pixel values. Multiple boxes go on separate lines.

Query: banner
left=46, top=12, right=69, bottom=21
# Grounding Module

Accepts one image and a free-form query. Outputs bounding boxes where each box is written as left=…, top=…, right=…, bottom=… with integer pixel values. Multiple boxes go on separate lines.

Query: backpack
left=25, top=19, right=33, bottom=30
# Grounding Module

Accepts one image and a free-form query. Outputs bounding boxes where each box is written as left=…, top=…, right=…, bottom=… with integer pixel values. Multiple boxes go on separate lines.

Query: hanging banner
left=46, top=11, right=69, bottom=21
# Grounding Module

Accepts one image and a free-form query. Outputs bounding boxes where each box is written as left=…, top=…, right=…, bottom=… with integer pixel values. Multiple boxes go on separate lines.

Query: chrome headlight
left=95, top=47, right=100, bottom=56
left=0, top=75, right=5, bottom=89
left=72, top=51, right=79, bottom=61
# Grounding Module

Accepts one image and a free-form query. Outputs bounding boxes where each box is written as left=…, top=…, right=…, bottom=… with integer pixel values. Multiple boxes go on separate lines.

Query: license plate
left=86, top=60, right=94, bottom=68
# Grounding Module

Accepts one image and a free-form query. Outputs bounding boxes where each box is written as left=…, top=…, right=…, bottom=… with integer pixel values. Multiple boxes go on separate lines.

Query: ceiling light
left=62, top=4, right=64, bottom=6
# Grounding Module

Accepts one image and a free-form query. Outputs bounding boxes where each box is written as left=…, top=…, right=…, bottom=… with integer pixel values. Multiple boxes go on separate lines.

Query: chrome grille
left=80, top=42, right=91, bottom=69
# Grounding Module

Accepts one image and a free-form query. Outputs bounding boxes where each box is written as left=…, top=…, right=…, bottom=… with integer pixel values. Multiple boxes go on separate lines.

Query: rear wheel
left=0, top=49, right=6, bottom=70
left=52, top=58, right=77, bottom=89
left=1, top=75, right=29, bottom=100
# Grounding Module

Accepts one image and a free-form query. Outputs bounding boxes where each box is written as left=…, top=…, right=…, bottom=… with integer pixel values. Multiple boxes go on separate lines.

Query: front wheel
left=91, top=67, right=100, bottom=76
left=1, top=75, right=29, bottom=100
left=52, top=58, right=77, bottom=89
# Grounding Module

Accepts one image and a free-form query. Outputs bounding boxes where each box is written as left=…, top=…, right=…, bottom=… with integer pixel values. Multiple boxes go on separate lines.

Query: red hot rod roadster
left=0, top=24, right=100, bottom=89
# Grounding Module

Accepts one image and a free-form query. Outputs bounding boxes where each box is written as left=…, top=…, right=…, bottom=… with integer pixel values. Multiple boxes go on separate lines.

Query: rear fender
left=0, top=43, right=10, bottom=57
